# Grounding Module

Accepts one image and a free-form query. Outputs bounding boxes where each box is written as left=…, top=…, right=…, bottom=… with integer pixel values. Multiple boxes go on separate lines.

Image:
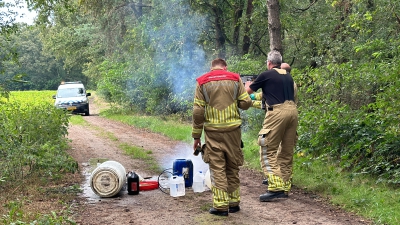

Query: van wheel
left=84, top=109, right=90, bottom=116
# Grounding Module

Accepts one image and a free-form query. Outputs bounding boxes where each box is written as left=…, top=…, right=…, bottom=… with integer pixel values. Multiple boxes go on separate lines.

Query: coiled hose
left=158, top=168, right=173, bottom=194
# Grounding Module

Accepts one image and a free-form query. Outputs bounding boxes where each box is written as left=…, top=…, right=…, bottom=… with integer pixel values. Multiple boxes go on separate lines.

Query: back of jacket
left=192, top=70, right=252, bottom=139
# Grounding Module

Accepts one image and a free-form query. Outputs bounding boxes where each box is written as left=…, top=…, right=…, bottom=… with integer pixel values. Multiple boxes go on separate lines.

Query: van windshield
left=57, top=88, right=85, bottom=98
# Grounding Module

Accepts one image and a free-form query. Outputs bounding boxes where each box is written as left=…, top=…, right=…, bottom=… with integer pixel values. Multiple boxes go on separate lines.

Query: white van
left=53, top=81, right=91, bottom=116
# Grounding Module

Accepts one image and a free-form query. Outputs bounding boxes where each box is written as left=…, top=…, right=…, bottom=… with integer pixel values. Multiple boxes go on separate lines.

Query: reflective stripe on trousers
left=212, top=186, right=240, bottom=210
left=259, top=101, right=298, bottom=192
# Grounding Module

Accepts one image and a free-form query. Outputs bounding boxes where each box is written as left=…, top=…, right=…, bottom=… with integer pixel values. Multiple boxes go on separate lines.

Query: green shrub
left=296, top=60, right=400, bottom=186
left=0, top=101, right=76, bottom=182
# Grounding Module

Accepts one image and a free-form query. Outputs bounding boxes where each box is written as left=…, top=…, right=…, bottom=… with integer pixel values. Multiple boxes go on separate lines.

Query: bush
left=296, top=60, right=400, bottom=186
left=0, top=101, right=76, bottom=182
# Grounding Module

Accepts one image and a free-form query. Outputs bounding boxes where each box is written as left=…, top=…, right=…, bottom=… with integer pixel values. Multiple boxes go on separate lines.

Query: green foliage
left=297, top=59, right=400, bottom=185
left=2, top=200, right=25, bottom=225
left=294, top=156, right=400, bottom=225
left=0, top=92, right=77, bottom=182
left=33, top=211, right=76, bottom=225
left=93, top=0, right=208, bottom=116
left=96, top=61, right=129, bottom=105
left=227, top=54, right=266, bottom=74
left=1, top=25, right=85, bottom=91
left=2, top=200, right=76, bottom=225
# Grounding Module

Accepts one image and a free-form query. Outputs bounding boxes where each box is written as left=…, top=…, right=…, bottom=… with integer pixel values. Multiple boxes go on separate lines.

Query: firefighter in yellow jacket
left=192, top=58, right=252, bottom=216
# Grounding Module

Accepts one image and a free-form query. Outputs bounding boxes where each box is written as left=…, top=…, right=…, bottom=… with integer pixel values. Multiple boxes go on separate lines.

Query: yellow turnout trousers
left=204, top=128, right=243, bottom=210
left=258, top=101, right=298, bottom=192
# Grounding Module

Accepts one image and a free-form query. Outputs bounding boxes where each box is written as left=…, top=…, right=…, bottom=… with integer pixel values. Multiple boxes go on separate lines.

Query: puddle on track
left=78, top=160, right=163, bottom=203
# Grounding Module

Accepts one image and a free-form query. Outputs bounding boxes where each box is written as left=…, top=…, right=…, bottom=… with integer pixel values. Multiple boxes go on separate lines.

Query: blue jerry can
left=172, top=159, right=193, bottom=188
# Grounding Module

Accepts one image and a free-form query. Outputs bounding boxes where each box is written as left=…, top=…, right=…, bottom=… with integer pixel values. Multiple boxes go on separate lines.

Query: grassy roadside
left=0, top=175, right=81, bottom=224
left=99, top=109, right=399, bottom=225
left=69, top=115, right=162, bottom=173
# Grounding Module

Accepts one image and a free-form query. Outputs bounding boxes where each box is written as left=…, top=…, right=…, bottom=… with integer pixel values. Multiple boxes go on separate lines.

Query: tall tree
left=213, top=5, right=227, bottom=58
left=190, top=0, right=257, bottom=58
left=242, top=0, right=253, bottom=55
left=232, top=0, right=245, bottom=55
left=0, top=1, right=22, bottom=96
left=267, top=0, right=282, bottom=54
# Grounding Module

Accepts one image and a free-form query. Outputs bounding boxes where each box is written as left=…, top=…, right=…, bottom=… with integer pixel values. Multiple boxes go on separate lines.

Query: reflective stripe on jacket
left=192, top=70, right=252, bottom=138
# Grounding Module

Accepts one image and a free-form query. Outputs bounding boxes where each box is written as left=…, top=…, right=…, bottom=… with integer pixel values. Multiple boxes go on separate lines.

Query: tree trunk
left=267, top=0, right=282, bottom=55
left=242, top=0, right=254, bottom=55
left=213, top=6, right=226, bottom=58
left=232, top=1, right=245, bottom=55
left=131, top=0, right=143, bottom=19
left=138, top=0, right=143, bottom=16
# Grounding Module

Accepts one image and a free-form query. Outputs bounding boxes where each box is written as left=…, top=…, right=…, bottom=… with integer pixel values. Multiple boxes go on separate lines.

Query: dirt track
left=66, top=97, right=371, bottom=225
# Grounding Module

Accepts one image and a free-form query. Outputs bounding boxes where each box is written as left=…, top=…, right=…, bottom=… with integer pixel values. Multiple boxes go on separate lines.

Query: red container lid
left=139, top=180, right=159, bottom=191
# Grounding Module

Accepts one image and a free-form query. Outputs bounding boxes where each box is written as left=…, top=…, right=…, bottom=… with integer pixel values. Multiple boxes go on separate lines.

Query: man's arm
left=237, top=81, right=252, bottom=110
left=192, top=83, right=205, bottom=139
left=245, top=81, right=254, bottom=94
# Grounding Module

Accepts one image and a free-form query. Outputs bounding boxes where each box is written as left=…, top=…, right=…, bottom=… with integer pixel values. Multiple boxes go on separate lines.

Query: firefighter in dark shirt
left=245, top=50, right=298, bottom=201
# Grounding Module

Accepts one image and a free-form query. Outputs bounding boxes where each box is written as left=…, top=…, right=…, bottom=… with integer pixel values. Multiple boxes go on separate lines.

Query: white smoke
left=161, top=142, right=209, bottom=174
left=144, top=0, right=208, bottom=96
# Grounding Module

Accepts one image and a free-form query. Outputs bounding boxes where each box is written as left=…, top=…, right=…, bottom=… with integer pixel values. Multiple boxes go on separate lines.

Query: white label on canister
left=182, top=167, right=188, bottom=178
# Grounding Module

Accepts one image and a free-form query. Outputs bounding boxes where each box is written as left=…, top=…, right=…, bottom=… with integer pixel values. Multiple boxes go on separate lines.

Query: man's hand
left=245, top=81, right=253, bottom=94
left=193, top=139, right=201, bottom=154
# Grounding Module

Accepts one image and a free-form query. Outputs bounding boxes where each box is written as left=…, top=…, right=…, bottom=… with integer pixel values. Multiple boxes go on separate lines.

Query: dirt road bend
left=67, top=97, right=371, bottom=225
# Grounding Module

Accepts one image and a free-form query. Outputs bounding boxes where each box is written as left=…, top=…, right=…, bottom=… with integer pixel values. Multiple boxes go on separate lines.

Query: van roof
left=61, top=81, right=82, bottom=84
left=58, top=82, right=85, bottom=89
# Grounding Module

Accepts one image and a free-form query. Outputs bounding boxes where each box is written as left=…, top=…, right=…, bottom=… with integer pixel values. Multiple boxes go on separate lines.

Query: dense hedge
left=294, top=60, right=400, bottom=185
left=0, top=100, right=77, bottom=182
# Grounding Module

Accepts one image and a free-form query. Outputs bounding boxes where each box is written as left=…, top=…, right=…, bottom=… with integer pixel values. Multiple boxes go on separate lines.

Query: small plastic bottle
left=127, top=171, right=140, bottom=195
left=192, top=171, right=205, bottom=193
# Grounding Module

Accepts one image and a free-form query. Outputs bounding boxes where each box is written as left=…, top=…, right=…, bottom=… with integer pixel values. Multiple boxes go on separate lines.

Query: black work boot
left=259, top=191, right=288, bottom=202
left=228, top=205, right=240, bottom=213
left=209, top=208, right=228, bottom=216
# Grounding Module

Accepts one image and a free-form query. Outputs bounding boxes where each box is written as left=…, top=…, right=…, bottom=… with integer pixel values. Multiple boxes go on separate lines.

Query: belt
left=267, top=107, right=273, bottom=111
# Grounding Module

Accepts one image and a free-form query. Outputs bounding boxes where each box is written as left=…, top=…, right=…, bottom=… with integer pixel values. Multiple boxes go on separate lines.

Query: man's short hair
left=211, top=58, right=227, bottom=68
left=266, top=50, right=282, bottom=65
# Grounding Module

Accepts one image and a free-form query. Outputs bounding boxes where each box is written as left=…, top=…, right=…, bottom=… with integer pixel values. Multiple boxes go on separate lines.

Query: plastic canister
left=192, top=171, right=205, bottom=193
left=172, top=159, right=193, bottom=187
left=169, top=175, right=185, bottom=197
left=127, top=171, right=140, bottom=195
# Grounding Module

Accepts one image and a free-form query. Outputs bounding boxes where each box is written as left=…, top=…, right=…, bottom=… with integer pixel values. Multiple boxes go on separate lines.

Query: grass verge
left=0, top=173, right=81, bottom=224
left=294, top=156, right=399, bottom=225
left=119, top=143, right=161, bottom=173
left=102, top=110, right=193, bottom=143
left=70, top=114, right=162, bottom=174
